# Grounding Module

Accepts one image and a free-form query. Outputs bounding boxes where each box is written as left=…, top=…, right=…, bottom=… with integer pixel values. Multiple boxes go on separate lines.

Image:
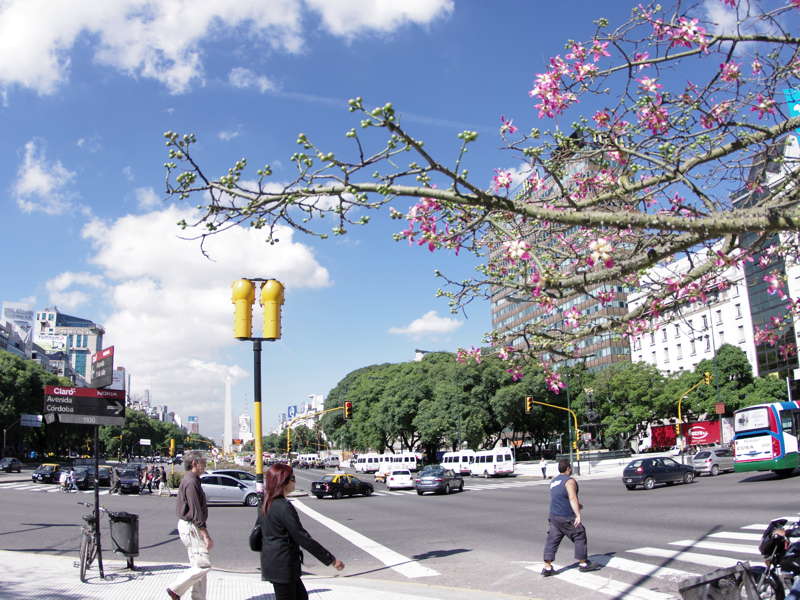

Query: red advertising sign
left=44, top=386, right=125, bottom=400
left=685, top=420, right=721, bottom=445
left=92, top=346, right=114, bottom=363
left=43, top=385, right=126, bottom=426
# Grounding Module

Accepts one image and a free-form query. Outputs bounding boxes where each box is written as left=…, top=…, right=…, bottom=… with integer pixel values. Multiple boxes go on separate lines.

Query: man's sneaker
left=578, top=561, right=598, bottom=572
left=541, top=566, right=555, bottom=577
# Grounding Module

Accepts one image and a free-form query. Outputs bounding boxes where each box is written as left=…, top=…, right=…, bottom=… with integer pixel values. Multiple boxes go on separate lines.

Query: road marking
left=669, top=540, right=760, bottom=555
left=526, top=562, right=676, bottom=599
left=291, top=499, right=439, bottom=579
left=590, top=556, right=692, bottom=580
left=707, top=532, right=762, bottom=541
left=742, top=524, right=768, bottom=530
left=628, top=547, right=745, bottom=569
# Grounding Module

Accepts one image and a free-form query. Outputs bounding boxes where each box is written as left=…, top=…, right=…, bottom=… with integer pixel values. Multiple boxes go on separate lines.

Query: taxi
left=311, top=473, right=373, bottom=499
left=32, top=463, right=62, bottom=483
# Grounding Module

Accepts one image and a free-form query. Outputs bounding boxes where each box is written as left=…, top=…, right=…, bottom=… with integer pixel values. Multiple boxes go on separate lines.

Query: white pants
left=169, top=520, right=211, bottom=599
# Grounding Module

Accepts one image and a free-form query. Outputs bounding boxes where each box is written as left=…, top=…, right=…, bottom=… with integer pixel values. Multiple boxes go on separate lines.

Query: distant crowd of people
left=110, top=463, right=170, bottom=495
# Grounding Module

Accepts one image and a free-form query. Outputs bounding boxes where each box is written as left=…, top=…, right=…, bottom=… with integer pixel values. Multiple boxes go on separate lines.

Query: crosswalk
left=526, top=518, right=789, bottom=599
left=0, top=481, right=109, bottom=495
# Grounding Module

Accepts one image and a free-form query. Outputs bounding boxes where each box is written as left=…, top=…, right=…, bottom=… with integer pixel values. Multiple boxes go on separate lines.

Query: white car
left=385, top=469, right=414, bottom=490
left=200, top=473, right=260, bottom=506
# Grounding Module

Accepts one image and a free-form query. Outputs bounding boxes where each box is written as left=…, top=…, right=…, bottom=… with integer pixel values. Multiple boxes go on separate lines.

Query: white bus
left=442, top=450, right=475, bottom=476
left=353, top=453, right=382, bottom=473
left=470, top=448, right=515, bottom=477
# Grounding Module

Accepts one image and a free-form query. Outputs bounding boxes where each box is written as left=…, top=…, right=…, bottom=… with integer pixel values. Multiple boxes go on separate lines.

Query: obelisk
left=223, top=375, right=233, bottom=453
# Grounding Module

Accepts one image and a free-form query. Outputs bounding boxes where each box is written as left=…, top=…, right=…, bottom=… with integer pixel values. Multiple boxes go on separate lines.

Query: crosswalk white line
left=525, top=563, right=676, bottom=599
left=669, top=540, right=760, bottom=555
left=591, top=556, right=692, bottom=580
left=707, top=532, right=762, bottom=541
left=628, top=547, right=747, bottom=569
left=742, top=524, right=768, bottom=530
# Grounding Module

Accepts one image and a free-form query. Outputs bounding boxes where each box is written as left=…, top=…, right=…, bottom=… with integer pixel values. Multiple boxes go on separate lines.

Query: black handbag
left=249, top=519, right=262, bottom=552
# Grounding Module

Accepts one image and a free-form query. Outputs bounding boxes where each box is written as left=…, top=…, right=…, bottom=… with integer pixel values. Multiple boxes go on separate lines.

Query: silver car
left=200, top=473, right=260, bottom=506
left=691, top=447, right=734, bottom=476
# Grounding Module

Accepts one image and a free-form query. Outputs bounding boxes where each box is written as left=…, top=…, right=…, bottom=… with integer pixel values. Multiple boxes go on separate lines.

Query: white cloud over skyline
left=13, top=139, right=76, bottom=215
left=389, top=310, right=462, bottom=338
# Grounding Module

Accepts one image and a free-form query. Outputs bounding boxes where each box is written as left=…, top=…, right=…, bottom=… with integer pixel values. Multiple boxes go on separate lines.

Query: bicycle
left=77, top=501, right=136, bottom=582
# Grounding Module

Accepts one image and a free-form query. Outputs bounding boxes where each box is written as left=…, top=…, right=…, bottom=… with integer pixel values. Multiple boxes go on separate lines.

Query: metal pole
left=94, top=424, right=104, bottom=578
left=253, top=340, right=264, bottom=500
left=566, top=382, right=575, bottom=473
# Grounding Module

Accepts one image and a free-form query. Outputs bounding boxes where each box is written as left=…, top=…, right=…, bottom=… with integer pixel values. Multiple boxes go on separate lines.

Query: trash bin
left=109, top=511, right=139, bottom=557
left=678, top=562, right=759, bottom=600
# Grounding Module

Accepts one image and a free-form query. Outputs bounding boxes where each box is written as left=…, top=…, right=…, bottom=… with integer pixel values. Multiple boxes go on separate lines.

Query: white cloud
left=134, top=186, right=162, bottom=210
left=228, top=67, right=275, bottom=93
left=45, top=271, right=106, bottom=310
left=75, top=135, right=101, bottom=152
left=388, top=310, right=462, bottom=338
left=218, top=128, right=241, bottom=141
left=122, top=166, right=135, bottom=182
left=703, top=1, right=780, bottom=52
left=79, top=204, right=331, bottom=435
left=0, top=1, right=452, bottom=96
left=13, top=139, right=76, bottom=214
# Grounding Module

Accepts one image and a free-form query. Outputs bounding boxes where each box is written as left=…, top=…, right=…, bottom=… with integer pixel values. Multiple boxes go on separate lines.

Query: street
left=0, top=465, right=796, bottom=599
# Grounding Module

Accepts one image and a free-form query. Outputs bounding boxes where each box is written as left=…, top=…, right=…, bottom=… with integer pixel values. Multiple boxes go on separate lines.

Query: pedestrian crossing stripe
left=707, top=531, right=762, bottom=541
left=628, top=546, right=744, bottom=569
left=668, top=539, right=760, bottom=555
left=526, top=562, right=676, bottom=599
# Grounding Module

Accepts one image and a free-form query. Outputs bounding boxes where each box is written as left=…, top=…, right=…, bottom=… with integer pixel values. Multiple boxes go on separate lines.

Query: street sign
left=43, top=385, right=126, bottom=426
left=139, top=438, right=151, bottom=446
left=91, top=346, right=115, bottom=389
left=20, top=413, right=42, bottom=428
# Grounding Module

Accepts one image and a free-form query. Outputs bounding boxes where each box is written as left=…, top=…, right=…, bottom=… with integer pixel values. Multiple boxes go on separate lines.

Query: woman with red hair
left=258, top=463, right=344, bottom=600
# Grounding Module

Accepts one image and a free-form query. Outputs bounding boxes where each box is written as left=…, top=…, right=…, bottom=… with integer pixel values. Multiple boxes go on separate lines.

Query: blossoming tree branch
left=164, top=1, right=800, bottom=391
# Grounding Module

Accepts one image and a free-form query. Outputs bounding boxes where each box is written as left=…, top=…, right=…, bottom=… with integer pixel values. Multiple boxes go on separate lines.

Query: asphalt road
left=1, top=465, right=797, bottom=599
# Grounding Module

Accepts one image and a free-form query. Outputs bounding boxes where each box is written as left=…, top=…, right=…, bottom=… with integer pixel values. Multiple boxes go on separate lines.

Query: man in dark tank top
left=541, top=459, right=596, bottom=576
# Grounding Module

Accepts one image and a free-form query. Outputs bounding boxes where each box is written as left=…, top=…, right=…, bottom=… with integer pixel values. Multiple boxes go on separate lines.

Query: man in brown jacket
left=167, top=451, right=214, bottom=600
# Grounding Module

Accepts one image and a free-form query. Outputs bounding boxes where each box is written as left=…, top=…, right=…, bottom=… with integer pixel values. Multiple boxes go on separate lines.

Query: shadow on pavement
left=245, top=590, right=331, bottom=600
left=0, top=522, right=78, bottom=536
left=412, top=548, right=470, bottom=560
left=739, top=470, right=798, bottom=483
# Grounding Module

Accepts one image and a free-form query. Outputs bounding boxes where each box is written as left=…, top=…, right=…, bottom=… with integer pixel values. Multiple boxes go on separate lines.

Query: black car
left=32, top=463, right=62, bottom=483
left=71, top=467, right=96, bottom=490
left=0, top=457, right=22, bottom=473
left=311, top=474, right=373, bottom=499
left=415, top=465, right=464, bottom=495
left=89, top=466, right=112, bottom=487
left=117, top=469, right=141, bottom=494
left=622, top=457, right=696, bottom=490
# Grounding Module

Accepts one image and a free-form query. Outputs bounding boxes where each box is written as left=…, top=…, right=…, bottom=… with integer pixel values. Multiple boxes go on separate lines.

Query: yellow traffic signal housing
left=260, top=279, right=285, bottom=340
left=231, top=279, right=256, bottom=339
left=525, top=396, right=534, bottom=414
left=704, top=371, right=713, bottom=385
left=343, top=401, right=352, bottom=420
left=169, top=438, right=176, bottom=457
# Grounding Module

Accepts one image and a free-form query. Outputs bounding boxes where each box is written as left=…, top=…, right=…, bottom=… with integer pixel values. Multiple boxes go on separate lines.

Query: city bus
left=733, top=401, right=800, bottom=474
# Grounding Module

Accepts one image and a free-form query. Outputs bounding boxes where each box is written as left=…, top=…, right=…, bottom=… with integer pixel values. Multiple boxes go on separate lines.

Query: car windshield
left=392, top=470, right=410, bottom=476
left=121, top=470, right=137, bottom=478
left=693, top=451, right=711, bottom=459
left=320, top=475, right=335, bottom=482
left=627, top=460, right=644, bottom=468
left=235, top=472, right=256, bottom=480
left=38, top=465, right=55, bottom=472
left=421, top=467, right=444, bottom=475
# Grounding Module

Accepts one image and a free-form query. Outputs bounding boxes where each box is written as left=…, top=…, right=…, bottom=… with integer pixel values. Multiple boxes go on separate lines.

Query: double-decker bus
left=733, top=401, right=800, bottom=474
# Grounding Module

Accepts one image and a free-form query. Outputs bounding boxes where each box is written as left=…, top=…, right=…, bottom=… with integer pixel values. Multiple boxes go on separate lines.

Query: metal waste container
left=678, top=563, right=759, bottom=600
left=109, top=511, right=139, bottom=563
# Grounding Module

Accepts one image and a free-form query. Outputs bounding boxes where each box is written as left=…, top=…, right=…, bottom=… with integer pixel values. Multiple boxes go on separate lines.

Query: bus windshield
left=734, top=407, right=770, bottom=433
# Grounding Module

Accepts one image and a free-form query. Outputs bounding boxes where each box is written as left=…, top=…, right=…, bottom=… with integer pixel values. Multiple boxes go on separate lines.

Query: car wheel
left=459, top=482, right=464, bottom=492
left=364, top=488, right=373, bottom=496
left=444, top=484, right=450, bottom=495
left=417, top=490, right=423, bottom=495
left=710, top=465, right=720, bottom=476
left=245, top=493, right=260, bottom=507
left=625, top=484, right=636, bottom=490
left=683, top=472, right=694, bottom=484
left=643, top=477, right=655, bottom=490
left=334, top=490, right=343, bottom=500
left=483, top=470, right=489, bottom=479
left=315, top=494, right=324, bottom=500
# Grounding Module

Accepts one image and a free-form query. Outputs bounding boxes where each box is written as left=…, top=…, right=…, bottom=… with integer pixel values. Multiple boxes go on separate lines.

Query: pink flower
left=573, top=61, right=599, bottom=81
left=751, top=94, right=777, bottom=119
left=506, top=367, right=524, bottom=382
left=499, top=115, right=518, bottom=137
left=493, top=169, right=514, bottom=191
left=545, top=371, right=566, bottom=393
left=793, top=0, right=800, bottom=8
left=633, top=52, right=650, bottom=70
left=638, top=101, right=669, bottom=135
left=654, top=17, right=709, bottom=50
left=721, top=0, right=736, bottom=6
left=593, top=110, right=611, bottom=128
left=497, top=346, right=513, bottom=360
left=751, top=58, right=763, bottom=74
left=563, top=307, right=581, bottom=329
left=590, top=40, right=611, bottom=62
left=504, top=239, right=531, bottom=261
left=700, top=101, right=733, bottom=129
left=588, top=238, right=614, bottom=268
left=764, top=273, right=787, bottom=299
left=719, top=61, right=741, bottom=82
left=638, top=76, right=662, bottom=94
left=565, top=43, right=587, bottom=61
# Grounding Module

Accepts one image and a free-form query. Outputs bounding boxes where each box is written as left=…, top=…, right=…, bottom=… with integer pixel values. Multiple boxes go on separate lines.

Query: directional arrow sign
left=43, top=385, right=126, bottom=426
left=91, top=346, right=115, bottom=389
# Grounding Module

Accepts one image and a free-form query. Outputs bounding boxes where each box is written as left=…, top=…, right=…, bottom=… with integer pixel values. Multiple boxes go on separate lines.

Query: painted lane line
left=291, top=499, right=439, bottom=579
left=628, top=547, right=745, bottom=569
left=707, top=532, right=762, bottom=541
left=668, top=540, right=760, bottom=555
left=593, top=556, right=692, bottom=580
left=525, top=563, right=677, bottom=599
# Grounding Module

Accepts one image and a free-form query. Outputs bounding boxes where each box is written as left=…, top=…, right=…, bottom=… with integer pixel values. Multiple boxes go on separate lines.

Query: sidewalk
left=0, top=550, right=536, bottom=600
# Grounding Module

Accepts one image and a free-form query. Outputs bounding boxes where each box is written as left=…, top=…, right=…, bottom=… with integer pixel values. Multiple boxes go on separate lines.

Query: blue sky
left=1, top=1, right=664, bottom=441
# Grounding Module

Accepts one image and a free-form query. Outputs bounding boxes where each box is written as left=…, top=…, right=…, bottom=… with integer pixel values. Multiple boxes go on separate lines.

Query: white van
left=391, top=452, right=420, bottom=472
left=354, top=452, right=382, bottom=473
left=470, top=448, right=515, bottom=477
left=442, top=450, right=475, bottom=476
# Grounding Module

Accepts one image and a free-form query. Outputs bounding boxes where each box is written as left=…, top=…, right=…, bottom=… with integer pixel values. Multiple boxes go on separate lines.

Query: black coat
left=258, top=496, right=334, bottom=583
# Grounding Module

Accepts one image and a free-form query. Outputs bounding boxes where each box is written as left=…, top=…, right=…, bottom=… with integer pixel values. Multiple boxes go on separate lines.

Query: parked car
left=200, top=473, right=260, bottom=506
left=311, top=474, right=374, bottom=499
left=91, top=466, right=112, bottom=487
left=415, top=466, right=464, bottom=495
left=691, top=447, right=735, bottom=476
left=32, top=463, right=61, bottom=483
left=210, top=469, right=257, bottom=483
left=622, top=457, right=696, bottom=490
left=117, top=469, right=141, bottom=494
left=0, top=457, right=23, bottom=473
left=385, top=469, right=415, bottom=490
left=71, top=467, right=96, bottom=490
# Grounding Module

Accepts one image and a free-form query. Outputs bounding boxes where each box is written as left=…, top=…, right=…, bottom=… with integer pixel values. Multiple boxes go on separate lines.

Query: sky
left=0, top=0, right=739, bottom=442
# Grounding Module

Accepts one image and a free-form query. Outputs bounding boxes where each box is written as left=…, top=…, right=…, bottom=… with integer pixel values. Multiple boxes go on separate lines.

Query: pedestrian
left=110, top=467, right=121, bottom=495
left=539, top=456, right=547, bottom=480
left=59, top=468, right=69, bottom=492
left=541, top=459, right=594, bottom=576
left=167, top=451, right=213, bottom=600
left=258, top=463, right=344, bottom=599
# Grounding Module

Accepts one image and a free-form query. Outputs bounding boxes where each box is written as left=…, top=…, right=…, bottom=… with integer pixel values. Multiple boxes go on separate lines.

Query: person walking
left=167, top=451, right=213, bottom=600
left=541, top=459, right=594, bottom=576
left=539, top=456, right=547, bottom=480
left=258, top=463, right=344, bottom=600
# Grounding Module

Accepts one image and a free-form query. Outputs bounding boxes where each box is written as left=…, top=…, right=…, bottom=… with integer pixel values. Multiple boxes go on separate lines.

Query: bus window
left=781, top=410, right=796, bottom=434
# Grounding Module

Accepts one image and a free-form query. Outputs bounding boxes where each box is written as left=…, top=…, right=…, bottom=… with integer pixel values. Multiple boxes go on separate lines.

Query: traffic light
left=704, top=371, right=713, bottom=385
left=169, top=438, right=176, bottom=457
left=260, top=279, right=285, bottom=340
left=525, top=396, right=534, bottom=414
left=231, top=279, right=256, bottom=339
left=343, top=401, right=352, bottom=420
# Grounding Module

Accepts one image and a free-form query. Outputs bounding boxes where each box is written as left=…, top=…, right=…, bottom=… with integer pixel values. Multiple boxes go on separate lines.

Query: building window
left=662, top=329, right=668, bottom=342
left=738, top=325, right=745, bottom=343
left=676, top=344, right=683, bottom=360
left=651, top=350, right=656, bottom=363
left=718, top=330, right=725, bottom=344
left=735, top=303, right=742, bottom=318
left=702, top=315, right=708, bottom=330
left=649, top=333, right=655, bottom=346
left=633, top=337, right=641, bottom=351
left=715, top=309, right=722, bottom=325
left=664, top=347, right=669, bottom=363
left=705, top=335, right=711, bottom=352
left=67, top=334, right=73, bottom=348
left=690, top=339, right=697, bottom=355
left=674, top=323, right=680, bottom=338
left=733, top=284, right=740, bottom=298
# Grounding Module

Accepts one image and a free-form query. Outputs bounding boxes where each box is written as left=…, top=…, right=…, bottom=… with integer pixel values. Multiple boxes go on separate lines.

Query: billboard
left=187, top=416, right=199, bottom=423
left=288, top=405, right=297, bottom=419
left=2, top=302, right=34, bottom=354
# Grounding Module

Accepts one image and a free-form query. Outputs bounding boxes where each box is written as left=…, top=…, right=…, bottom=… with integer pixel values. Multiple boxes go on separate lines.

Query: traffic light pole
left=253, top=340, right=264, bottom=498
left=285, top=406, right=345, bottom=454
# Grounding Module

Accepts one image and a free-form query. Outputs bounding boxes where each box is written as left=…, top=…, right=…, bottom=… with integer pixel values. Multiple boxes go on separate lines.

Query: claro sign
left=686, top=420, right=721, bottom=444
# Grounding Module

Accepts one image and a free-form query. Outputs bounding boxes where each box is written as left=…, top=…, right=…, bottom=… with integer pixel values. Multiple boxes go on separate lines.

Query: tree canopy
left=164, top=1, right=800, bottom=386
